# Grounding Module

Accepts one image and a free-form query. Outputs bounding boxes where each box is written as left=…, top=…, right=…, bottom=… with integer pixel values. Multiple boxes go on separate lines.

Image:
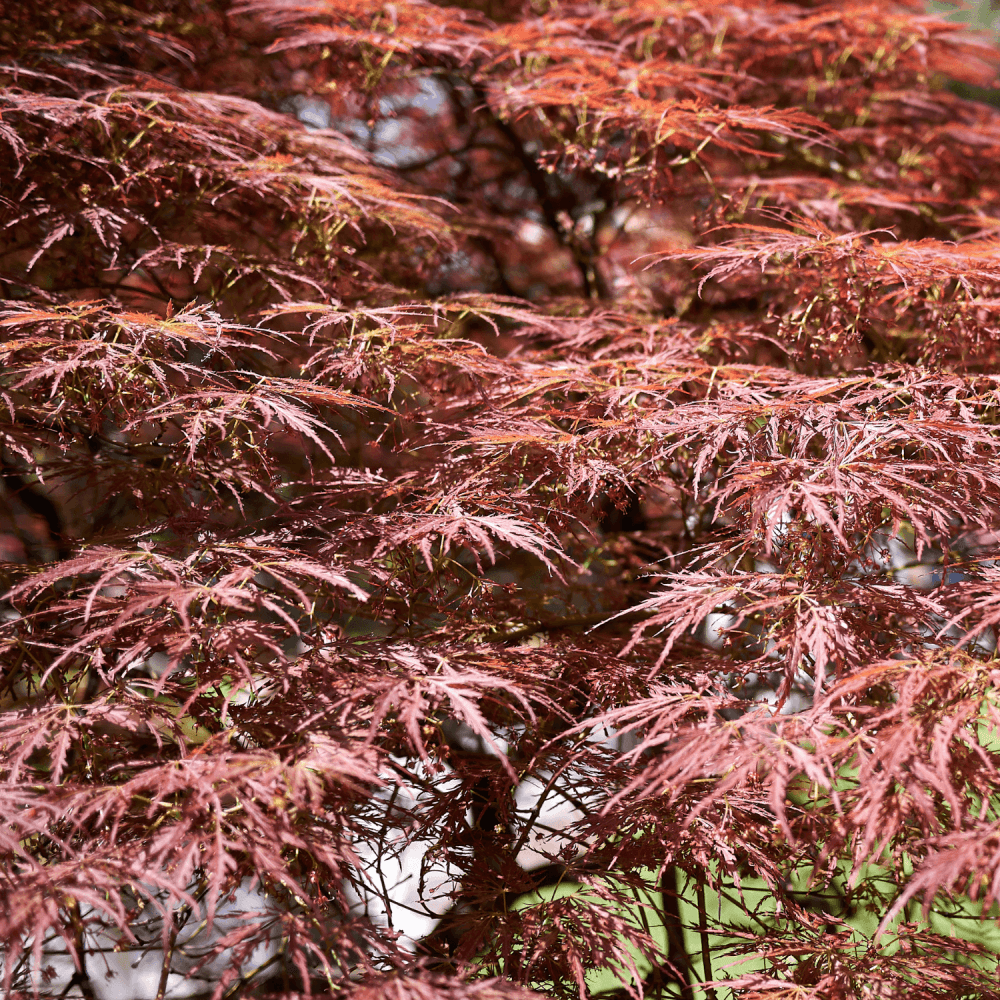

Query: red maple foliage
left=5, top=1, right=1000, bottom=997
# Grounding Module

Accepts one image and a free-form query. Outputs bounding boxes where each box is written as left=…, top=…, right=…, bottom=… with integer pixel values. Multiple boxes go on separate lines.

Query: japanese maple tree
left=4, top=0, right=1000, bottom=998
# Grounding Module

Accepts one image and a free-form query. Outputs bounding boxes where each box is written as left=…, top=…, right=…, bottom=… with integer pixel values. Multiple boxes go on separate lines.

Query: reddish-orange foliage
left=4, top=1, right=1000, bottom=998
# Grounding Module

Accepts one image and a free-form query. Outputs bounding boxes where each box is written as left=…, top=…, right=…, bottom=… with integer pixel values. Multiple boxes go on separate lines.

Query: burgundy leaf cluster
left=4, top=1, right=1000, bottom=998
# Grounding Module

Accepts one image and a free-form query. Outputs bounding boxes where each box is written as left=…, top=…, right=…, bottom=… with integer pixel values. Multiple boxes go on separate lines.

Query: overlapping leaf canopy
left=4, top=1, right=1000, bottom=998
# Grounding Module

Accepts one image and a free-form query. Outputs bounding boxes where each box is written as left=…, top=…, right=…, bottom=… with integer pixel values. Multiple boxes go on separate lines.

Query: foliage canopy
left=5, top=1, right=1000, bottom=997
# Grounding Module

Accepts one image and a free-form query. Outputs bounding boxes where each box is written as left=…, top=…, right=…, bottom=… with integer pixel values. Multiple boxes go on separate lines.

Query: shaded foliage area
left=5, top=1, right=1000, bottom=998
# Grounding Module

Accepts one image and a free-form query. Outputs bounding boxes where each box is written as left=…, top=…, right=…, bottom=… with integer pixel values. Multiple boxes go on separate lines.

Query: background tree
left=5, top=1, right=1000, bottom=997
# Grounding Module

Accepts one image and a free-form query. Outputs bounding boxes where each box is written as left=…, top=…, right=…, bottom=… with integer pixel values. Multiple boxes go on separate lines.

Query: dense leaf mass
left=5, top=1, right=1000, bottom=997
